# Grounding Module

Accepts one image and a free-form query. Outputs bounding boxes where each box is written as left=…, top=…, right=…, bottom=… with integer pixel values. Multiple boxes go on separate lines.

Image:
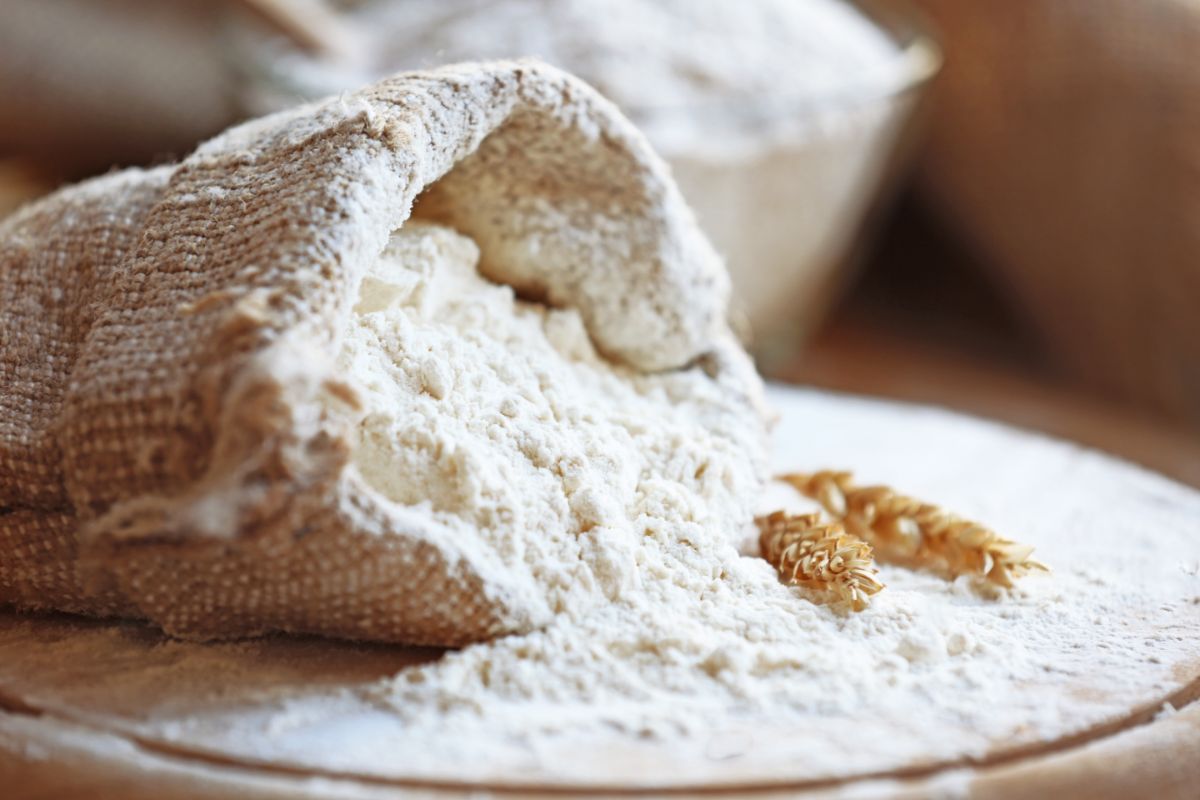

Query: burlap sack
left=0, top=61, right=732, bottom=646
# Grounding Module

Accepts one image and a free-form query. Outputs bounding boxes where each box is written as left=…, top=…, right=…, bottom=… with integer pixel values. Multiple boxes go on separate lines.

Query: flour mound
left=340, top=221, right=766, bottom=625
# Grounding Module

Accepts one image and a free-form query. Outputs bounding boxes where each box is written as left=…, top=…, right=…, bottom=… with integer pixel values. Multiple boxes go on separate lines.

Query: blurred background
left=1, top=0, right=1197, bottom=485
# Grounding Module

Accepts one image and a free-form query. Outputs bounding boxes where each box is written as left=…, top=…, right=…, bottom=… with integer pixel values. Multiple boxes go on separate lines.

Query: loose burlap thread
left=0, top=61, right=735, bottom=646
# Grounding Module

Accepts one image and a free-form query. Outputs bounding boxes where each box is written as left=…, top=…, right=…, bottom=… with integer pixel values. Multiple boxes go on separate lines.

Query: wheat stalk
left=756, top=511, right=883, bottom=612
left=780, top=471, right=1048, bottom=588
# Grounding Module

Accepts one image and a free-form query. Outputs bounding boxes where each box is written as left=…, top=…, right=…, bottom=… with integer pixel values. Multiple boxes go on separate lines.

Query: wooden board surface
left=781, top=319, right=1200, bottom=489
left=2, top=385, right=1199, bottom=797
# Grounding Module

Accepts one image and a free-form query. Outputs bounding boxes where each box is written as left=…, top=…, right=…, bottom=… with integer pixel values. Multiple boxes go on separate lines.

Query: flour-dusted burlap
left=0, top=61, right=735, bottom=646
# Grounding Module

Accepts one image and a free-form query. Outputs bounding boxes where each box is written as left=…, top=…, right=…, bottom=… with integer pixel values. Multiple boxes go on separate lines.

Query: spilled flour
left=2, top=388, right=1199, bottom=786
left=336, top=221, right=768, bottom=629
left=292, top=223, right=1200, bottom=781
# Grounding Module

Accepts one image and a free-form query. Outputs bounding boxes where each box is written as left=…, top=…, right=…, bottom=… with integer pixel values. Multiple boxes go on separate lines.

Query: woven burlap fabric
left=0, top=61, right=731, bottom=646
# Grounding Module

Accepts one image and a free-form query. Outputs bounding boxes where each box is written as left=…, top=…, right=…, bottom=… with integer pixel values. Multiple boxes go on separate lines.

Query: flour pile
left=252, top=0, right=903, bottom=151
left=338, top=221, right=794, bottom=736
left=316, top=394, right=1200, bottom=784
left=319, top=219, right=1198, bottom=778
left=318, top=215, right=1183, bottom=776
left=339, top=221, right=767, bottom=629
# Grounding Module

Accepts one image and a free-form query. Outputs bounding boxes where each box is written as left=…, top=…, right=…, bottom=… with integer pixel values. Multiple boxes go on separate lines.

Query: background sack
left=909, top=0, right=1200, bottom=426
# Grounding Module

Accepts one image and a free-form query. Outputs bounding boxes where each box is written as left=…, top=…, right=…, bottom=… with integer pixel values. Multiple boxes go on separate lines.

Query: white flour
left=307, top=223, right=1200, bottom=782
left=338, top=220, right=769, bottom=631
left=257, top=0, right=902, bottom=151
left=2, top=388, right=1199, bottom=786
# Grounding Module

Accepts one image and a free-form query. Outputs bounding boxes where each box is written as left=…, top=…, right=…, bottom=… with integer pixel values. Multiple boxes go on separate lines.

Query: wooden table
left=781, top=320, right=1200, bottom=488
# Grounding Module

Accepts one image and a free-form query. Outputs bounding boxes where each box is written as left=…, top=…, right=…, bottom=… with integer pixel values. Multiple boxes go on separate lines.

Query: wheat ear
left=756, top=511, right=883, bottom=611
left=780, top=471, right=1047, bottom=588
